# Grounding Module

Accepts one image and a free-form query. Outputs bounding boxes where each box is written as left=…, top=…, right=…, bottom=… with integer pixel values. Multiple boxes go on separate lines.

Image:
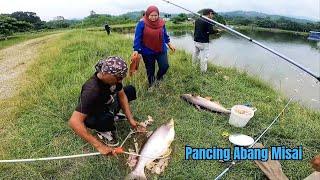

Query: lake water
left=169, top=30, right=320, bottom=110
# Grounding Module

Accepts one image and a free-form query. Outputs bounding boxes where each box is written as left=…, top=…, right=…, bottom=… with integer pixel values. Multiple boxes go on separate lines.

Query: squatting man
left=68, top=56, right=145, bottom=155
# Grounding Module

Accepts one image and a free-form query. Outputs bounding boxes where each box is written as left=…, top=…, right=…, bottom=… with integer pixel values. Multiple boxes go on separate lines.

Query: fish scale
left=126, top=119, right=175, bottom=180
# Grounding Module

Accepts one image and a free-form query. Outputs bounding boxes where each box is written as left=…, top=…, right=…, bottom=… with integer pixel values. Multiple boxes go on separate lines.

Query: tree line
left=0, top=11, right=74, bottom=39
left=1, top=11, right=319, bottom=39
left=225, top=16, right=320, bottom=32
left=170, top=11, right=319, bottom=33
left=170, top=13, right=227, bottom=25
left=0, top=12, right=42, bottom=39
left=0, top=11, right=139, bottom=39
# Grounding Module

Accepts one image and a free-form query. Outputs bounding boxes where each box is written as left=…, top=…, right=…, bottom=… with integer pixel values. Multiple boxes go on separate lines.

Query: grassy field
left=85, top=22, right=194, bottom=33
left=0, top=29, right=319, bottom=179
left=234, top=25, right=309, bottom=37
left=84, top=22, right=310, bottom=40
left=0, top=30, right=66, bottom=50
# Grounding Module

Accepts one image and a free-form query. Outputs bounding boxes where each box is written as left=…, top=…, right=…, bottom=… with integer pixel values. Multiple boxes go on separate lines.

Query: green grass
left=0, top=30, right=64, bottom=50
left=0, top=29, right=319, bottom=179
left=83, top=22, right=309, bottom=37
left=85, top=22, right=194, bottom=33
left=234, top=25, right=309, bottom=37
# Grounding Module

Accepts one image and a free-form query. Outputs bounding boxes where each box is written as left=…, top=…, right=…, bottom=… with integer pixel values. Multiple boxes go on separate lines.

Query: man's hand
left=136, top=124, right=147, bottom=132
left=129, top=120, right=147, bottom=132
left=96, top=144, right=115, bottom=156
left=69, top=111, right=116, bottom=156
left=129, top=119, right=137, bottom=128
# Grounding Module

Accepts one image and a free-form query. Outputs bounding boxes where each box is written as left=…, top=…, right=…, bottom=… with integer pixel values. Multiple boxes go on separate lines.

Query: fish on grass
left=181, top=94, right=231, bottom=114
left=126, top=119, right=175, bottom=180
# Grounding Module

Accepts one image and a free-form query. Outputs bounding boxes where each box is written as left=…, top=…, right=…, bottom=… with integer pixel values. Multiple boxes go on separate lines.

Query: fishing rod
left=161, top=0, right=320, bottom=82
left=214, top=98, right=293, bottom=179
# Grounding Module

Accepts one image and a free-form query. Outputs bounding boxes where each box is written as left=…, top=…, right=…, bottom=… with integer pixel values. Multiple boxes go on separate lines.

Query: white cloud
left=0, top=0, right=319, bottom=21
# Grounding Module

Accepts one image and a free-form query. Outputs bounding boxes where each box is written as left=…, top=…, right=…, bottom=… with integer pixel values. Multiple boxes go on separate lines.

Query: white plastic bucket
left=229, top=105, right=257, bottom=127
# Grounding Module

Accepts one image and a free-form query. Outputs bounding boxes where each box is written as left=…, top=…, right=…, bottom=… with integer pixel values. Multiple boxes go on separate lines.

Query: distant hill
left=120, top=11, right=180, bottom=19
left=218, top=11, right=317, bottom=24
left=121, top=11, right=144, bottom=20
left=120, top=10, right=317, bottom=24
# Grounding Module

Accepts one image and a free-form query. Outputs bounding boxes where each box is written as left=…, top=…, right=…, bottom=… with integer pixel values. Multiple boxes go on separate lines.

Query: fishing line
left=0, top=130, right=168, bottom=163
left=122, top=151, right=171, bottom=159
left=214, top=98, right=293, bottom=179
left=161, top=0, right=320, bottom=82
left=0, top=150, right=169, bottom=163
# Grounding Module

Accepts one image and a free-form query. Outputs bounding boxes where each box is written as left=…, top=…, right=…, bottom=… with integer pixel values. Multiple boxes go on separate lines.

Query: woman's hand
left=132, top=51, right=139, bottom=58
left=168, top=43, right=176, bottom=53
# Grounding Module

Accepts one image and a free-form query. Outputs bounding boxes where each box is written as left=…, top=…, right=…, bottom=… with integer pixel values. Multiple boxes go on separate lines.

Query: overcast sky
left=1, top=0, right=319, bottom=21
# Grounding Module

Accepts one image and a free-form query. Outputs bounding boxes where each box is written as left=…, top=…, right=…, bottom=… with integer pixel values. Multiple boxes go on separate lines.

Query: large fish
left=126, top=119, right=175, bottom=180
left=181, top=94, right=231, bottom=114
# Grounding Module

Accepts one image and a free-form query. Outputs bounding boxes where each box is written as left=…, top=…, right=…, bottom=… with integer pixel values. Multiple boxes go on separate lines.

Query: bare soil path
left=0, top=34, right=62, bottom=100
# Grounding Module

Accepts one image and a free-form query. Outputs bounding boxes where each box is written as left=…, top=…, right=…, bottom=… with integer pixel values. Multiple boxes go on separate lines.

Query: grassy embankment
left=0, top=29, right=319, bottom=179
left=85, top=22, right=193, bottom=33
left=86, top=22, right=310, bottom=39
left=235, top=25, right=309, bottom=37
left=0, top=30, right=65, bottom=50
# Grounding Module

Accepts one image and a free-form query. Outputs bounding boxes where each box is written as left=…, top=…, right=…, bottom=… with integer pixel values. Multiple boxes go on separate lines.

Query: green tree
left=255, top=17, right=277, bottom=28
left=171, top=13, right=188, bottom=24
left=10, top=11, right=42, bottom=29
left=0, top=16, right=16, bottom=38
left=15, top=20, right=33, bottom=32
left=0, top=15, right=32, bottom=39
left=45, top=20, right=70, bottom=29
left=213, top=14, right=226, bottom=25
left=74, top=14, right=134, bottom=28
left=196, top=9, right=226, bottom=25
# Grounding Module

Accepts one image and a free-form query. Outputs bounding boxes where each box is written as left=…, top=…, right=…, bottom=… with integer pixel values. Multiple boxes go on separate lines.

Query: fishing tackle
left=161, top=0, right=320, bottom=82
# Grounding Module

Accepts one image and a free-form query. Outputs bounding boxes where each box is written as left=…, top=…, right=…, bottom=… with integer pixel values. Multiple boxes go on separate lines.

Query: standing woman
left=132, top=5, right=175, bottom=88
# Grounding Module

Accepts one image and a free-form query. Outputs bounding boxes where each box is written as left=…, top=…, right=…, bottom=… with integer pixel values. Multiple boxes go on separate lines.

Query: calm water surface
left=169, top=30, right=320, bottom=110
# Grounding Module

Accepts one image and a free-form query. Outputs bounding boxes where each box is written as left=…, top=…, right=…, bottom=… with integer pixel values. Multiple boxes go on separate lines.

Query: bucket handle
left=227, top=105, right=257, bottom=112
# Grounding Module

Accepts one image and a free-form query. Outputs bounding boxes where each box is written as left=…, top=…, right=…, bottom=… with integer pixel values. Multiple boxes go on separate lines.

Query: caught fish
left=126, top=119, right=175, bottom=180
left=129, top=53, right=141, bottom=76
left=181, top=94, right=231, bottom=114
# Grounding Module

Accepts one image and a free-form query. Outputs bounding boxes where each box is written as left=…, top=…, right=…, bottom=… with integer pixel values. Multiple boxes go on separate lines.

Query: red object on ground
left=114, top=147, right=125, bottom=154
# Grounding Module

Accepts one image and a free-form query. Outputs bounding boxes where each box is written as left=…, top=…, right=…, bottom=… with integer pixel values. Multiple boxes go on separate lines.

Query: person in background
left=132, top=5, right=176, bottom=88
left=104, top=23, right=111, bottom=35
left=193, top=8, right=219, bottom=72
left=68, top=56, right=145, bottom=155
left=140, top=11, right=145, bottom=21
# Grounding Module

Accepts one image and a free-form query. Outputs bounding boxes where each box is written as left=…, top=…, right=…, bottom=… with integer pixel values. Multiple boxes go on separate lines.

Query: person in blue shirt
left=132, top=5, right=175, bottom=88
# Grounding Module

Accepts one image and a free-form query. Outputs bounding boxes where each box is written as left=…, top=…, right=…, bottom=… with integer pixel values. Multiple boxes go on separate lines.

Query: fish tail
left=125, top=168, right=147, bottom=180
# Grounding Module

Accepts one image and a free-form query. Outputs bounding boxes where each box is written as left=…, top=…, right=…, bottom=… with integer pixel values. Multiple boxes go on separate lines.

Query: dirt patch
left=0, top=34, right=62, bottom=100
